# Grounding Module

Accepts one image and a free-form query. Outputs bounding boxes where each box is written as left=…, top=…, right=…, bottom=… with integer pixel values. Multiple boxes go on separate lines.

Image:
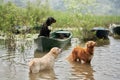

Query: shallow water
left=0, top=37, right=120, bottom=80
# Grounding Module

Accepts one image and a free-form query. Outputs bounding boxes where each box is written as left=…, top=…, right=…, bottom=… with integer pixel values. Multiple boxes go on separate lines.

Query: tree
left=64, top=0, right=96, bottom=14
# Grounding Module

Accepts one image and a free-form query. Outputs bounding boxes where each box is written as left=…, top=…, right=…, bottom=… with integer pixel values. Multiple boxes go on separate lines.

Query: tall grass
left=0, top=1, right=120, bottom=51
left=53, top=13, right=120, bottom=39
left=0, top=2, right=120, bottom=39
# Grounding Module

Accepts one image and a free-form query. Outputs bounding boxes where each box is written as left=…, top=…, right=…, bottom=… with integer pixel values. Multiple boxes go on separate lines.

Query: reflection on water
left=92, top=36, right=120, bottom=80
left=29, top=69, right=56, bottom=80
left=69, top=61, right=94, bottom=80
left=0, top=39, right=33, bottom=80
left=0, top=37, right=120, bottom=80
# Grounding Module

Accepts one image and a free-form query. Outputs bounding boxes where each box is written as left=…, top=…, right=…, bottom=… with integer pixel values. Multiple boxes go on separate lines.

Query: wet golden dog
left=67, top=41, right=96, bottom=63
left=29, top=47, right=61, bottom=73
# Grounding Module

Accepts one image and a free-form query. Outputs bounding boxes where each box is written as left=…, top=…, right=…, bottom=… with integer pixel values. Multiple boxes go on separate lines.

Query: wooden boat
left=109, top=24, right=120, bottom=35
left=34, top=30, right=72, bottom=52
left=91, top=27, right=109, bottom=39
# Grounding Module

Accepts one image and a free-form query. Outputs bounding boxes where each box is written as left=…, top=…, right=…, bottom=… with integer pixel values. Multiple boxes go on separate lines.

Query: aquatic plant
left=0, top=0, right=120, bottom=42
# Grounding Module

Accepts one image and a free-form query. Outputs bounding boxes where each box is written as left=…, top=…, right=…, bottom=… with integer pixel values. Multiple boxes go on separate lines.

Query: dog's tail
left=28, top=60, right=34, bottom=67
left=28, top=60, right=35, bottom=73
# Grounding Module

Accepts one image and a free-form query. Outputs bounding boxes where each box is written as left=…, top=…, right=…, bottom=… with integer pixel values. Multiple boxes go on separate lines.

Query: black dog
left=38, top=17, right=56, bottom=37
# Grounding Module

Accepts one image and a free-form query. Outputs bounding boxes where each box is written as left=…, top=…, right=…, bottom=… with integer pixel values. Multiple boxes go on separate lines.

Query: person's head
left=45, top=17, right=56, bottom=26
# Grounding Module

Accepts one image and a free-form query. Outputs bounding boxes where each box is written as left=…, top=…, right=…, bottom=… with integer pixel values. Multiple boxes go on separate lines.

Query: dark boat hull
left=112, top=27, right=120, bottom=35
left=91, top=27, right=109, bottom=39
left=109, top=24, right=120, bottom=35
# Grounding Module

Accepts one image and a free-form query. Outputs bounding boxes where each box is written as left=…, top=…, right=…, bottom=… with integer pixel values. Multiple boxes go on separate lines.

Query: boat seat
left=56, top=33, right=70, bottom=39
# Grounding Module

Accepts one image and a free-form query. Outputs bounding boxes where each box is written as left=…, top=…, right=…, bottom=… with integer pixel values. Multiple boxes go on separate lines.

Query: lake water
left=0, top=36, right=120, bottom=80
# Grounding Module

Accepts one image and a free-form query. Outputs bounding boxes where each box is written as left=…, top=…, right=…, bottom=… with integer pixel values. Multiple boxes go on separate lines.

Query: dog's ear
left=50, top=48, right=57, bottom=55
left=86, top=43, right=90, bottom=47
left=86, top=41, right=96, bottom=47
left=52, top=50, right=56, bottom=54
left=86, top=42, right=90, bottom=47
left=91, top=41, right=96, bottom=46
left=51, top=47, right=61, bottom=55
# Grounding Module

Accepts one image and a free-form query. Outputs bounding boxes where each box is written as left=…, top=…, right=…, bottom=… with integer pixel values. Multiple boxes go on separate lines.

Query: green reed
left=0, top=2, right=120, bottom=41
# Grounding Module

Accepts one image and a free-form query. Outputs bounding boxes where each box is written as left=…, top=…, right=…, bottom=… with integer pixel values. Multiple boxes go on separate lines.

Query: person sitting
left=38, top=17, right=56, bottom=37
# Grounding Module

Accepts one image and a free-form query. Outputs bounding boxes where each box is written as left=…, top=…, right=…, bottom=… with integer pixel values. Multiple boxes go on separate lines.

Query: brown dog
left=67, top=41, right=96, bottom=63
left=29, top=47, right=61, bottom=73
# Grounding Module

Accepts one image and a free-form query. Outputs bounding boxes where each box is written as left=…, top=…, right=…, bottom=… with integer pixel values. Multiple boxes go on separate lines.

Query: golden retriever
left=67, top=41, right=96, bottom=63
left=29, top=47, right=61, bottom=73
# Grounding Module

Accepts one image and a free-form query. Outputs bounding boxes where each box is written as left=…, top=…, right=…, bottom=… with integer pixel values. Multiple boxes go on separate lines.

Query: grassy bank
left=0, top=2, right=120, bottom=39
